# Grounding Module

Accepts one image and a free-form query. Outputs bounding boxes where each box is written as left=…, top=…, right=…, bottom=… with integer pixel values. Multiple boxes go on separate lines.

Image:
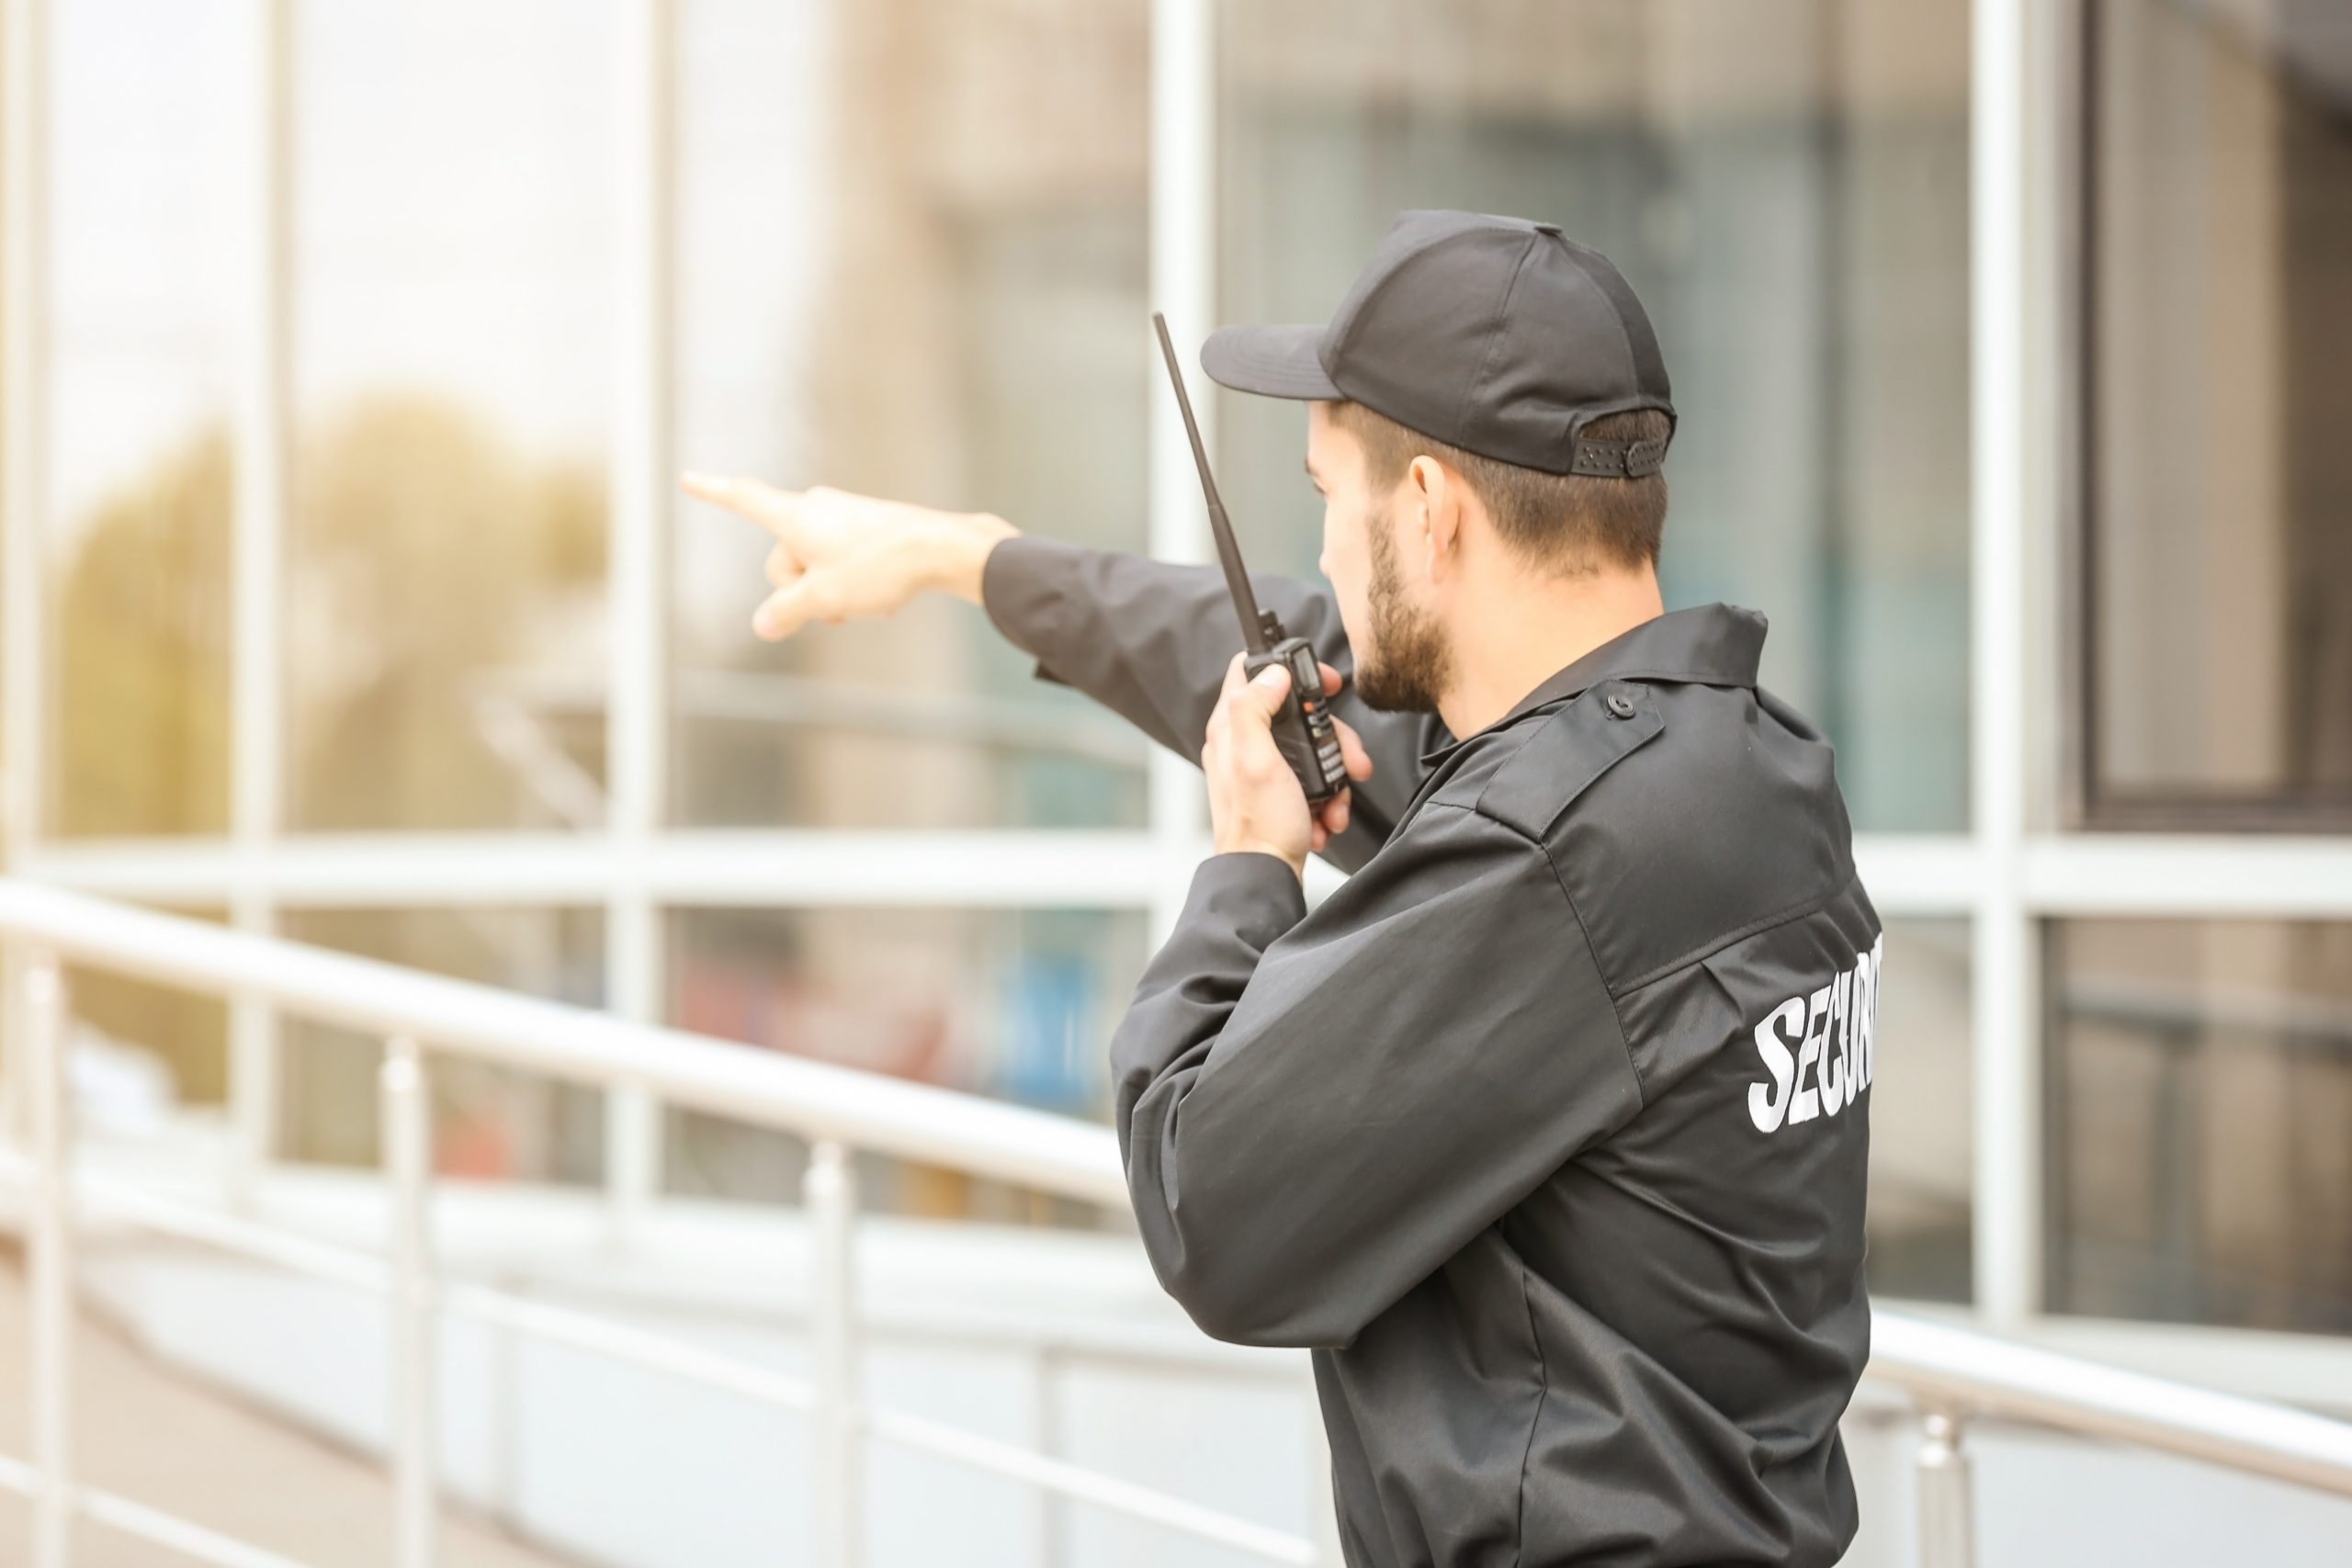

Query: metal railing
left=2, top=878, right=2351, bottom=1568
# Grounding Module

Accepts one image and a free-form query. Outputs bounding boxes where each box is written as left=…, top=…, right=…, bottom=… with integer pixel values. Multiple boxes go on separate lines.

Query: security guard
left=684, top=209, right=1878, bottom=1568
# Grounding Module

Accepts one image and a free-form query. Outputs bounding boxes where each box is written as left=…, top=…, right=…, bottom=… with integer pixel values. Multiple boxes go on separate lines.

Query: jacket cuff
left=1181, top=851, right=1309, bottom=948
left=980, top=534, right=1092, bottom=688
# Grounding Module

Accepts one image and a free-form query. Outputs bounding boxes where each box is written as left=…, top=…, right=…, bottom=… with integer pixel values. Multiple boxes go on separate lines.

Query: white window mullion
left=605, top=0, right=677, bottom=1242
left=227, top=0, right=293, bottom=1208
left=1147, top=0, right=1217, bottom=946
left=2023, top=836, right=2352, bottom=919
left=16, top=830, right=1180, bottom=909
left=1, top=0, right=53, bottom=1146
left=1970, top=0, right=2041, bottom=1330
left=2, top=0, right=48, bottom=866
left=1853, top=835, right=1982, bottom=918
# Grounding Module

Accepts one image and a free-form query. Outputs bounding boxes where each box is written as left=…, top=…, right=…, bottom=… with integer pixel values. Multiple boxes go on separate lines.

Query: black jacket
left=982, top=536, right=1877, bottom=1568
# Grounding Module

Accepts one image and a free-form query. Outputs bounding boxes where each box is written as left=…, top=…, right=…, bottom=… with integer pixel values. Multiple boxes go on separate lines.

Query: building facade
left=2, top=0, right=2348, bottom=1408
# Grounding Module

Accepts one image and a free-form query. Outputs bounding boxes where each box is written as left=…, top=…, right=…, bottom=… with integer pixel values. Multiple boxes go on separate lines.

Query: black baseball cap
left=1200, top=209, right=1674, bottom=479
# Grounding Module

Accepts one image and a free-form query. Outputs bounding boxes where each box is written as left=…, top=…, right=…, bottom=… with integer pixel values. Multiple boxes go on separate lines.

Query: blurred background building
left=0, top=0, right=2348, bottom=1563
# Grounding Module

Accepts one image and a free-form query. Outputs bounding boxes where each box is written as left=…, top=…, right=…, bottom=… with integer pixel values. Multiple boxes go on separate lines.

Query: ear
left=1408, top=455, right=1461, bottom=581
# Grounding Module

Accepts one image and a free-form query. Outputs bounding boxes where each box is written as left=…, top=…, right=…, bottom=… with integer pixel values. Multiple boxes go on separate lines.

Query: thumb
left=1246, top=663, right=1292, bottom=719
left=752, top=578, right=835, bottom=639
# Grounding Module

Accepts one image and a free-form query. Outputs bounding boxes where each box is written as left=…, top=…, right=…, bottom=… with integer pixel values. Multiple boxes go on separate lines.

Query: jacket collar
left=1415, top=603, right=1769, bottom=768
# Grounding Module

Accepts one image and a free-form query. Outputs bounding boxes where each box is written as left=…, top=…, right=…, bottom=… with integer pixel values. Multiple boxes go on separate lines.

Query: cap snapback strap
left=1567, top=436, right=1669, bottom=479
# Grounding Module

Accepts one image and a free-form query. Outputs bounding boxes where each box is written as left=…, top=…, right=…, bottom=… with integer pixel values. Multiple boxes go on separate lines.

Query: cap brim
left=1199, top=323, right=1341, bottom=400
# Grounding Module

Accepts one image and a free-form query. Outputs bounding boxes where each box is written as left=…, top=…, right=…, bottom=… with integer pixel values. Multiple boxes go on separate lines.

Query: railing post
left=1032, top=1346, right=1066, bottom=1568
left=806, top=1140, right=861, bottom=1568
left=0, top=947, right=24, bottom=1150
left=380, top=1035, right=436, bottom=1568
left=26, top=953, right=73, bottom=1568
left=1917, top=1408, right=1975, bottom=1568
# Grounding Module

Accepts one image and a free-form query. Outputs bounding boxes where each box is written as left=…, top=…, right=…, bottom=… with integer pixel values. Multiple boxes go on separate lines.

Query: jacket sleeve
left=1108, top=805, right=1648, bottom=1348
left=978, top=534, right=1443, bottom=868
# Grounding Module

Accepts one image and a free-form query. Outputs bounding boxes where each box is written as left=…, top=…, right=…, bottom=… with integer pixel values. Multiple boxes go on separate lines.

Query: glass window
left=1216, top=0, right=1971, bottom=832
left=60, top=908, right=231, bottom=1138
left=286, top=1, right=616, bottom=831
left=49, top=0, right=240, bottom=837
left=2047, top=918, right=2352, bottom=1335
left=2085, top=0, right=2352, bottom=824
left=665, top=906, right=1148, bottom=1224
left=1868, top=919, right=1973, bottom=1303
left=278, top=908, right=606, bottom=1183
left=669, top=0, right=1153, bottom=830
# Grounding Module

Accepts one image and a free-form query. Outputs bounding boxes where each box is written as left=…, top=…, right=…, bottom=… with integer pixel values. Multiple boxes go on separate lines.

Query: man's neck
left=1436, top=568, right=1666, bottom=742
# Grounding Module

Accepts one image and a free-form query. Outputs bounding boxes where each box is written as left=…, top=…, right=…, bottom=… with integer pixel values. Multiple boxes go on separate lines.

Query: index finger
left=679, top=471, right=799, bottom=543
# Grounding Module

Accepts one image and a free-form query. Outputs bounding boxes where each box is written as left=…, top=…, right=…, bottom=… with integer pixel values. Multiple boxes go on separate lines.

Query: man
left=684, top=209, right=1878, bottom=1567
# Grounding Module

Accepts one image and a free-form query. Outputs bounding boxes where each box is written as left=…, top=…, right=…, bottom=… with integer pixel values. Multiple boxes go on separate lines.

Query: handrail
left=0, top=1150, right=1317, bottom=1566
left=0, top=879, right=1126, bottom=1208
left=6, top=877, right=2352, bottom=1568
left=0, top=877, right=1303, bottom=1568
left=1868, top=1314, right=2352, bottom=1497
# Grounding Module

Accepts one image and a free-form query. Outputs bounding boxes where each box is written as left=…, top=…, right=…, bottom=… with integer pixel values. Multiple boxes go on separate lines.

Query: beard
left=1352, top=501, right=1454, bottom=714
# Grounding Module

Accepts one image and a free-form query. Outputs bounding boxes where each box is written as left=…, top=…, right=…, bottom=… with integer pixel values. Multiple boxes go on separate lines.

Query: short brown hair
left=1328, top=400, right=1669, bottom=573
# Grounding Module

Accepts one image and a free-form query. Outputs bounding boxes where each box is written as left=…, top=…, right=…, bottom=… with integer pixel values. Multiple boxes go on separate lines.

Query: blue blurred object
left=998, top=953, right=1099, bottom=1113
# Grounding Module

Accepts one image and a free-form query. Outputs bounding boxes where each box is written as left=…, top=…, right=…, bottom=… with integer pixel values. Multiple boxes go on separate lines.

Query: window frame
left=2071, top=0, right=2352, bottom=834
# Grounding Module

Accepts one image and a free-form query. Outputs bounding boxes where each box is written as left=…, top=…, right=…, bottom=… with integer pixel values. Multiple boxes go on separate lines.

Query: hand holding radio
left=679, top=471, right=1016, bottom=641
left=1150, top=313, right=1356, bottom=809
left=1204, top=650, right=1373, bottom=876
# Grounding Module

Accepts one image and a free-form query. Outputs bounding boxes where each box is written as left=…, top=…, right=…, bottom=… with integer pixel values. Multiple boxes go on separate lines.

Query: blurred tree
left=51, top=397, right=606, bottom=1102
left=57, top=431, right=234, bottom=837
left=53, top=397, right=605, bottom=838
left=51, top=434, right=235, bottom=1095
left=288, top=396, right=605, bottom=830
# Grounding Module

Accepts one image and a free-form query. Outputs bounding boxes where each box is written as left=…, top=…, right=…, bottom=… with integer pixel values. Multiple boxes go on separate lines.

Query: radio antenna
left=1152, top=311, right=1268, bottom=653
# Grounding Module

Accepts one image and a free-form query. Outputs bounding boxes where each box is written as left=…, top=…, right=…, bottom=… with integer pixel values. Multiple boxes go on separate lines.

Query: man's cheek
left=1333, top=586, right=1369, bottom=666
left=1326, top=558, right=1362, bottom=637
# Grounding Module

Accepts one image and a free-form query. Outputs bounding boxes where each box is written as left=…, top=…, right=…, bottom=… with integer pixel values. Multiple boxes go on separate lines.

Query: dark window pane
left=669, top=0, right=1152, bottom=829
left=664, top=906, right=1147, bottom=1224
left=2047, top=918, right=2352, bottom=1334
left=1869, top=919, right=1974, bottom=1303
left=2086, top=0, right=2352, bottom=822
left=1217, top=0, right=1971, bottom=831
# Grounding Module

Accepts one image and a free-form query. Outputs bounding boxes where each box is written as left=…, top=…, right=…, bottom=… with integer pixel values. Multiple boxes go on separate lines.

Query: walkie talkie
left=1152, top=311, right=1351, bottom=807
